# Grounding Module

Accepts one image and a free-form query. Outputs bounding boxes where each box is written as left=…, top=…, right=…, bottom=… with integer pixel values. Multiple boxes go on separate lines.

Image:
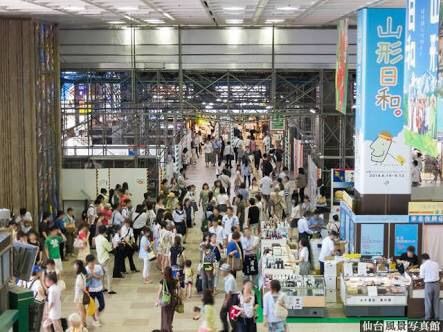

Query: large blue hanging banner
left=403, top=0, right=440, bottom=156
left=355, top=8, right=411, bottom=195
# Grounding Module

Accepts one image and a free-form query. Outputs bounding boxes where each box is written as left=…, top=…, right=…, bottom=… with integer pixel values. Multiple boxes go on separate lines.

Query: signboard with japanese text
left=408, top=201, right=443, bottom=215
left=394, top=224, right=419, bottom=256
left=336, top=18, right=349, bottom=114
left=404, top=0, right=440, bottom=156
left=271, top=113, right=284, bottom=131
left=355, top=8, right=411, bottom=195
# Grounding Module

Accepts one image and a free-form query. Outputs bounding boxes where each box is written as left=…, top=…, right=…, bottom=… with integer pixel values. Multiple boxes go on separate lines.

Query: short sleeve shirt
left=45, top=235, right=63, bottom=259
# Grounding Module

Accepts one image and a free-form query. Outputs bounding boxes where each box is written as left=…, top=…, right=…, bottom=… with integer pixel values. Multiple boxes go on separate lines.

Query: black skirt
left=175, top=222, right=186, bottom=235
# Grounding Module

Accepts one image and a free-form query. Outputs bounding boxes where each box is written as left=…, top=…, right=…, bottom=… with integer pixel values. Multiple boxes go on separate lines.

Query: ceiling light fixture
left=223, top=6, right=245, bottom=11
left=144, top=18, right=165, bottom=24
left=276, top=6, right=301, bottom=11
left=108, top=21, right=125, bottom=24
left=226, top=19, right=243, bottom=24
left=265, top=19, right=285, bottom=24
left=117, top=6, right=138, bottom=11
left=309, top=108, right=317, bottom=114
left=163, top=13, right=175, bottom=20
left=65, top=6, right=85, bottom=11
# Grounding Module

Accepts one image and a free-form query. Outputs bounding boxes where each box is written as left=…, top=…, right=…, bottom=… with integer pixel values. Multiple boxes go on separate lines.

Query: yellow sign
left=408, top=202, right=443, bottom=215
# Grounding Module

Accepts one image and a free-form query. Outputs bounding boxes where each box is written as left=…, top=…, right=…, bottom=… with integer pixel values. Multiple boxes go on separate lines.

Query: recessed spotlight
left=265, top=19, right=285, bottom=24
left=223, top=6, right=245, bottom=11
left=276, top=6, right=301, bottom=11
left=144, top=19, right=165, bottom=24
left=226, top=19, right=243, bottom=24
left=108, top=21, right=125, bottom=24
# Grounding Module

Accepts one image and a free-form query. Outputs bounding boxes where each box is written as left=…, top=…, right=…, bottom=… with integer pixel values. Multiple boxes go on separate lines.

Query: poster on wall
left=404, top=0, right=440, bottom=155
left=355, top=8, right=411, bottom=195
left=336, top=18, right=349, bottom=114
left=394, top=224, right=419, bottom=256
left=360, top=224, right=385, bottom=256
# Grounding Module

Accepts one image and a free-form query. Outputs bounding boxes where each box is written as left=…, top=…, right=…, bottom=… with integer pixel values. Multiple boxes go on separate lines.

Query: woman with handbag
left=237, top=280, right=258, bottom=332
left=156, top=266, right=179, bottom=332
left=226, top=231, right=243, bottom=278
left=72, top=260, right=88, bottom=326
left=120, top=219, right=138, bottom=273
left=263, top=280, right=288, bottom=332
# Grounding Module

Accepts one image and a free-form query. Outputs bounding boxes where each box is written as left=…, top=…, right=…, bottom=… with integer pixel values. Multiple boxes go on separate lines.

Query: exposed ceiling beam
left=252, top=0, right=269, bottom=24
left=290, top=0, right=330, bottom=23
left=19, top=0, right=79, bottom=16
left=80, top=0, right=145, bottom=25
left=139, top=0, right=176, bottom=23
left=325, top=0, right=387, bottom=25
left=199, top=0, right=218, bottom=26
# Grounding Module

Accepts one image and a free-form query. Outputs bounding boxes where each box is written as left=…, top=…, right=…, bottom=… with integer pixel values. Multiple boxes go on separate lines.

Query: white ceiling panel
left=0, top=0, right=407, bottom=27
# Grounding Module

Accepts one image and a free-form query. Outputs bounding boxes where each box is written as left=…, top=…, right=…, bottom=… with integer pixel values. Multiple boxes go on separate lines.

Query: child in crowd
left=42, top=272, right=62, bottom=332
left=85, top=254, right=105, bottom=327
left=44, top=226, right=64, bottom=274
left=65, top=312, right=88, bottom=332
left=184, top=259, right=194, bottom=299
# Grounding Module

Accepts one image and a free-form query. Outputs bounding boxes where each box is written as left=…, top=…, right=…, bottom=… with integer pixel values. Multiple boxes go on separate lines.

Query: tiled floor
left=60, top=155, right=360, bottom=332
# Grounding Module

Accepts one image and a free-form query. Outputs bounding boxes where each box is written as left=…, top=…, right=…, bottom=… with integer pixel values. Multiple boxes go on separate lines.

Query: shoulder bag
left=273, top=294, right=288, bottom=320
left=228, top=242, right=243, bottom=272
left=161, top=280, right=171, bottom=305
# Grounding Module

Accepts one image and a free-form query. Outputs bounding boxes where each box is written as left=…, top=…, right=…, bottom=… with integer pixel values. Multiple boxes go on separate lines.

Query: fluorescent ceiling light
left=226, top=19, right=243, bottom=24
left=108, top=21, right=125, bottom=24
left=223, top=6, right=245, bottom=11
left=144, top=19, right=165, bottom=24
left=266, top=105, right=272, bottom=109
left=117, top=6, right=138, bottom=11
left=163, top=12, right=175, bottom=20
left=265, top=19, right=285, bottom=23
left=65, top=6, right=85, bottom=11
left=276, top=6, right=301, bottom=11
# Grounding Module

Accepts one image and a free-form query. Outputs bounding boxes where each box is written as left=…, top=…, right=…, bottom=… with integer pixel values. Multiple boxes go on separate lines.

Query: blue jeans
left=89, top=291, right=105, bottom=312
left=268, top=321, right=285, bottom=332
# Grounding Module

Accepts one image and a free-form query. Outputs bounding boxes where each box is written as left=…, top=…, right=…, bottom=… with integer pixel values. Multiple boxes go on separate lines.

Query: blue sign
left=394, top=224, right=419, bottom=256
left=409, top=215, right=443, bottom=223
left=360, top=224, right=385, bottom=256
left=355, top=8, right=411, bottom=195
left=404, top=0, right=440, bottom=156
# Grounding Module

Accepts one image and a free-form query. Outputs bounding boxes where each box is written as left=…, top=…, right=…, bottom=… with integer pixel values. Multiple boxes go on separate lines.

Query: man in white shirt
left=43, top=272, right=62, bottom=332
left=222, top=207, right=239, bottom=245
left=263, top=279, right=287, bottom=330
left=260, top=175, right=273, bottom=216
left=209, top=219, right=224, bottom=246
left=95, top=225, right=116, bottom=294
left=263, top=134, right=271, bottom=154
left=319, top=231, right=338, bottom=275
left=420, top=253, right=441, bottom=320
left=87, top=203, right=97, bottom=225
left=298, top=211, right=314, bottom=241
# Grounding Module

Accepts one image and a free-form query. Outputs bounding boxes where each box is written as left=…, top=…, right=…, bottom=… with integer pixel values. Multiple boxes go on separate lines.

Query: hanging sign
left=404, top=0, right=440, bottom=155
left=355, top=8, right=410, bottom=195
left=336, top=18, right=349, bottom=114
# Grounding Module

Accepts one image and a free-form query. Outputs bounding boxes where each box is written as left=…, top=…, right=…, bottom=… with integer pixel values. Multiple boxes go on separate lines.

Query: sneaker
left=108, top=290, right=117, bottom=294
left=92, top=320, right=102, bottom=327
